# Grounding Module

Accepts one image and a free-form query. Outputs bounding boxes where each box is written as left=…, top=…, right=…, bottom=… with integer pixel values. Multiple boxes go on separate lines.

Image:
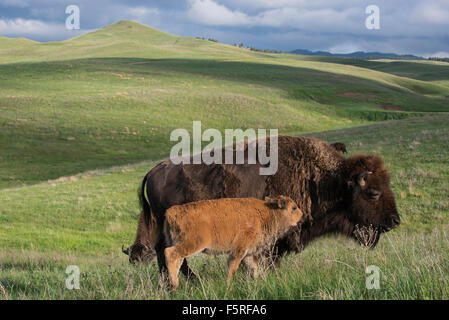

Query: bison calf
left=163, top=196, right=303, bottom=289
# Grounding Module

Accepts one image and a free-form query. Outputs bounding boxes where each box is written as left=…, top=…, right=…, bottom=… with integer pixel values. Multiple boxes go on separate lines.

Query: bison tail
left=162, top=220, right=174, bottom=248
left=139, top=173, right=152, bottom=227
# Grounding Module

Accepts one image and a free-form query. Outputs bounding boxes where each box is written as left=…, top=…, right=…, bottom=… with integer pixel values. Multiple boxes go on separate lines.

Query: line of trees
left=232, top=42, right=282, bottom=53
left=195, top=37, right=282, bottom=54
left=428, top=57, right=449, bottom=62
left=195, top=37, right=218, bottom=42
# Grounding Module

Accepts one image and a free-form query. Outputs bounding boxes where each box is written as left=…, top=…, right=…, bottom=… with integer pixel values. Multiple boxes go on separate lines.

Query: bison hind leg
left=180, top=259, right=198, bottom=281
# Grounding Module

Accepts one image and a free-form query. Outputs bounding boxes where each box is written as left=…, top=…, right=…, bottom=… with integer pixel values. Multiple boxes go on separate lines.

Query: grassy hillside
left=0, top=20, right=253, bottom=64
left=1, top=115, right=448, bottom=299
left=1, top=21, right=449, bottom=188
left=308, top=56, right=449, bottom=82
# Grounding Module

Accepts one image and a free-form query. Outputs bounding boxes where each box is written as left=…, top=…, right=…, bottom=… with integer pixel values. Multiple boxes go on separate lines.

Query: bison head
left=122, top=243, right=156, bottom=264
left=346, top=155, right=400, bottom=248
left=123, top=210, right=159, bottom=264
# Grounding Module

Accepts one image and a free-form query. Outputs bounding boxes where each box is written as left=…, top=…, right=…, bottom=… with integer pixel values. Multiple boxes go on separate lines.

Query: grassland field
left=0, top=20, right=448, bottom=299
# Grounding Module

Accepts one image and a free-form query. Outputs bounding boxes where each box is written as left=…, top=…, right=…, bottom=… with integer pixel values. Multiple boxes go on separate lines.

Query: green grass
left=1, top=229, right=447, bottom=299
left=308, top=57, right=449, bottom=82
left=1, top=115, right=448, bottom=299
left=0, top=20, right=448, bottom=300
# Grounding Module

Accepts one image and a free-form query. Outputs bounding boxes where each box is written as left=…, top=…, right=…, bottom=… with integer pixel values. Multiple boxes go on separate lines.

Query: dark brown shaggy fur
left=330, top=142, right=347, bottom=154
left=122, top=210, right=157, bottom=263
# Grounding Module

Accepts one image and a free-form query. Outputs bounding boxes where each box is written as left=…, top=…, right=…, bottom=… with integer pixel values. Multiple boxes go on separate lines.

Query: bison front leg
left=266, top=238, right=291, bottom=268
left=180, top=259, right=198, bottom=281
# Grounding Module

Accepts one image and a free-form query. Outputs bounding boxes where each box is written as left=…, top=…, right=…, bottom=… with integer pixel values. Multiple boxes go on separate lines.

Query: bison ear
left=357, top=171, right=372, bottom=188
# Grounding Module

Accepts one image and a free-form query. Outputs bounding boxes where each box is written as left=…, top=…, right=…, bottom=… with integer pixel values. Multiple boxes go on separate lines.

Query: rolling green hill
left=0, top=20, right=252, bottom=64
left=1, top=20, right=449, bottom=188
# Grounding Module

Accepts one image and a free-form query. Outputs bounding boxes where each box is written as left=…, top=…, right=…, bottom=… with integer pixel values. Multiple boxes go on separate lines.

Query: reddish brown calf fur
left=163, top=196, right=303, bottom=289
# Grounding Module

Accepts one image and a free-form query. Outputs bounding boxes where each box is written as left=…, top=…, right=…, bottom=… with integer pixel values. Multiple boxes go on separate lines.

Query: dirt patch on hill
left=338, top=91, right=361, bottom=97
left=377, top=105, right=404, bottom=111
left=338, top=91, right=376, bottom=97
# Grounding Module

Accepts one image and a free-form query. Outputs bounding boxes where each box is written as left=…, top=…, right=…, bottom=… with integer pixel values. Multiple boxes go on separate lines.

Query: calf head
left=346, top=155, right=400, bottom=248
left=265, top=195, right=304, bottom=227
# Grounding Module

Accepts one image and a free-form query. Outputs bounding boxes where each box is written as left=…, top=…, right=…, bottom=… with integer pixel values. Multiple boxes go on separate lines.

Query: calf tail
left=139, top=173, right=152, bottom=227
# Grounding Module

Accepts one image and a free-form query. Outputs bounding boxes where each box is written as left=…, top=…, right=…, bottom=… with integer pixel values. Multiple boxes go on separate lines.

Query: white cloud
left=0, top=0, right=29, bottom=8
left=221, top=0, right=362, bottom=11
left=188, top=0, right=360, bottom=31
left=0, top=18, right=87, bottom=41
left=0, top=18, right=57, bottom=35
left=412, top=1, right=449, bottom=24
left=126, top=7, right=160, bottom=19
left=424, top=51, right=449, bottom=58
left=187, top=0, right=251, bottom=26
left=253, top=7, right=359, bottom=30
left=328, top=42, right=363, bottom=54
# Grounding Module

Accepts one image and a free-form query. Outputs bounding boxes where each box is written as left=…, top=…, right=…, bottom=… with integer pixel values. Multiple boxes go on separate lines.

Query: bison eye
left=368, top=189, right=381, bottom=200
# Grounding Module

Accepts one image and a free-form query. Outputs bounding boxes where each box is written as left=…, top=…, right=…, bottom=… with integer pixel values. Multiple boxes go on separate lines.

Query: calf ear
left=277, top=199, right=287, bottom=209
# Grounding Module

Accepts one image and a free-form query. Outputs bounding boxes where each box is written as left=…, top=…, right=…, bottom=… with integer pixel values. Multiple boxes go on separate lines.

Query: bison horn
left=357, top=171, right=372, bottom=187
left=122, top=245, right=129, bottom=255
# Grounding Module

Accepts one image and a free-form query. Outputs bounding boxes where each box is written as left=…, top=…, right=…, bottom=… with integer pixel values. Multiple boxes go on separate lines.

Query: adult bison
left=124, top=135, right=400, bottom=278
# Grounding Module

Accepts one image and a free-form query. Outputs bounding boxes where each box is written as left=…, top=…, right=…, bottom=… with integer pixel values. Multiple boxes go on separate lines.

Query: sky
left=1, top=0, right=448, bottom=57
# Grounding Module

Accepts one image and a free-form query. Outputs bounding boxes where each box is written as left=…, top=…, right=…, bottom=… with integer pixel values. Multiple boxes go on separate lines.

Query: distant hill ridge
left=0, top=20, right=427, bottom=61
left=291, top=49, right=424, bottom=60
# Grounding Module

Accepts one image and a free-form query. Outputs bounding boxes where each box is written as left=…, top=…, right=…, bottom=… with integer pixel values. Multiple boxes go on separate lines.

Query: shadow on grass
left=2, top=57, right=449, bottom=112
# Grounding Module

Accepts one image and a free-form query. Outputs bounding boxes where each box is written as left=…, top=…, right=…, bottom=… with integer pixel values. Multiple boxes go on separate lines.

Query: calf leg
left=242, top=255, right=259, bottom=278
left=165, top=246, right=184, bottom=290
left=163, top=238, right=208, bottom=290
left=227, top=249, right=247, bottom=285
